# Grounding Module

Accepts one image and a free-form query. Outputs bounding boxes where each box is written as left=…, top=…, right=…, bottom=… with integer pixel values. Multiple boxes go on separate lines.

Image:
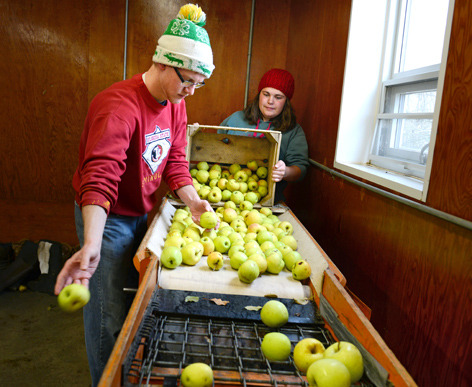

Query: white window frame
left=334, top=0, right=455, bottom=201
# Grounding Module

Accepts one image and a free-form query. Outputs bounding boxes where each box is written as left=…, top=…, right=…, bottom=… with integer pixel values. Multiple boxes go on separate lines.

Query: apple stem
left=337, top=341, right=341, bottom=352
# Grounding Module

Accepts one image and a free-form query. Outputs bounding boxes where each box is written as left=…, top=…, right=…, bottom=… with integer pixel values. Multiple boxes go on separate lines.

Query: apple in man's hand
left=306, top=358, right=351, bottom=387
left=57, top=283, right=90, bottom=313
left=323, top=341, right=364, bottom=383
left=180, top=362, right=213, bottom=387
left=261, top=332, right=292, bottom=361
left=293, top=338, right=325, bottom=373
left=260, top=300, right=289, bottom=328
left=200, top=211, right=218, bottom=229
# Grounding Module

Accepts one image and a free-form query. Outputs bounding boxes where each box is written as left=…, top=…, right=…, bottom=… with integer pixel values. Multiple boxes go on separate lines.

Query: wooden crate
left=186, top=124, right=281, bottom=206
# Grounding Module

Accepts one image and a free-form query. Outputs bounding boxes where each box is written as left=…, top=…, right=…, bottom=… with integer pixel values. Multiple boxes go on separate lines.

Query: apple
left=166, top=230, right=182, bottom=239
left=164, top=235, right=186, bottom=249
left=266, top=253, right=285, bottom=274
left=278, top=244, right=293, bottom=257
left=247, top=160, right=259, bottom=171
left=323, top=341, right=364, bottom=383
left=209, top=179, right=218, bottom=188
left=181, top=241, right=204, bottom=265
left=238, top=259, right=260, bottom=283
left=234, top=170, right=248, bottom=182
left=258, top=186, right=269, bottom=197
left=197, top=161, right=209, bottom=171
left=293, top=338, right=325, bottom=373
left=244, top=240, right=259, bottom=251
left=221, top=169, right=230, bottom=179
left=228, top=244, right=245, bottom=258
left=228, top=231, right=244, bottom=244
left=160, top=246, right=183, bottom=269
left=260, top=300, right=289, bottom=328
left=272, top=228, right=286, bottom=239
left=170, top=221, right=186, bottom=233
left=208, top=169, right=221, bottom=180
left=57, top=283, right=90, bottom=312
left=260, top=241, right=275, bottom=252
left=258, top=179, right=268, bottom=187
left=180, top=362, right=213, bottom=387
left=198, top=185, right=211, bottom=199
left=230, top=218, right=247, bottom=233
left=210, top=163, right=221, bottom=171
left=183, top=226, right=201, bottom=242
left=245, top=246, right=264, bottom=258
left=190, top=168, right=198, bottom=177
left=226, top=179, right=240, bottom=192
left=224, top=200, right=237, bottom=210
left=306, top=358, right=351, bottom=387
left=245, top=210, right=263, bottom=226
left=256, top=166, right=268, bottom=179
left=196, top=169, right=210, bottom=184
left=230, top=251, right=248, bottom=270
left=213, top=235, right=231, bottom=253
left=239, top=182, right=248, bottom=193
left=200, top=211, right=218, bottom=229
left=200, top=236, right=215, bottom=255
left=248, top=252, right=268, bottom=274
left=247, top=180, right=259, bottom=191
left=239, top=200, right=252, bottom=211
left=245, top=191, right=259, bottom=204
left=202, top=229, right=217, bottom=240
left=244, top=232, right=257, bottom=243
left=207, top=187, right=222, bottom=203
left=283, top=251, right=302, bottom=271
left=173, top=209, right=188, bottom=222
left=257, top=230, right=275, bottom=245
left=223, top=207, right=238, bottom=223
left=229, top=163, right=241, bottom=175
left=217, top=178, right=228, bottom=190
left=262, top=221, right=275, bottom=232
left=231, top=191, right=245, bottom=205
left=207, top=251, right=224, bottom=271
left=280, top=235, right=298, bottom=251
left=217, top=226, right=234, bottom=237
left=247, top=223, right=263, bottom=234
left=278, top=221, right=294, bottom=235
left=261, top=332, right=291, bottom=361
left=292, top=260, right=312, bottom=280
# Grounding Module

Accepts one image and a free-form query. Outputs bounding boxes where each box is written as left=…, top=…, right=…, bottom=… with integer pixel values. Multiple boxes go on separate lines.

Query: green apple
left=181, top=241, right=204, bottom=265
left=248, top=253, right=267, bottom=274
left=234, top=170, right=248, bottom=182
left=200, top=211, right=218, bottom=229
left=280, top=235, right=298, bottom=250
left=180, top=362, right=213, bottom=387
left=292, top=260, right=312, bottom=280
left=228, top=231, right=244, bottom=244
left=245, top=191, right=259, bottom=204
left=245, top=246, right=264, bottom=258
left=245, top=209, right=263, bottom=226
left=207, top=187, right=222, bottom=203
left=238, top=259, right=260, bottom=283
left=323, top=341, right=364, bottom=383
left=193, top=180, right=201, bottom=191
left=224, top=200, right=237, bottom=210
left=196, top=169, right=210, bottom=184
left=247, top=180, right=259, bottom=191
left=213, top=235, right=231, bottom=253
left=229, top=163, right=241, bottom=175
left=200, top=236, right=215, bottom=256
left=306, top=358, right=351, bottom=387
left=261, top=332, right=291, bottom=361
left=262, top=221, right=275, bottom=231
left=160, top=246, right=183, bottom=269
left=258, top=179, right=268, bottom=188
left=207, top=251, right=224, bottom=271
left=260, top=241, right=275, bottom=252
left=257, top=230, right=275, bottom=245
left=183, top=226, right=201, bottom=242
left=244, top=232, right=257, bottom=243
left=210, top=163, right=221, bottom=172
left=293, top=338, right=325, bottom=373
left=230, top=218, right=247, bottom=233
left=228, top=244, right=245, bottom=258
left=217, top=178, right=228, bottom=190
left=173, top=209, right=189, bottom=222
left=190, top=168, right=198, bottom=177
left=231, top=191, right=245, bottom=205
left=266, top=253, right=285, bottom=274
left=230, top=251, right=248, bottom=270
left=57, top=284, right=90, bottom=312
left=260, top=300, right=288, bottom=328
left=196, top=161, right=209, bottom=171
left=223, top=207, right=238, bottom=223
left=170, top=221, right=186, bottom=233
left=278, top=221, right=294, bottom=235
left=209, top=178, right=218, bottom=188
left=240, top=200, right=253, bottom=211
left=198, top=185, right=211, bottom=199
left=166, top=230, right=182, bottom=239
left=247, top=223, right=264, bottom=234
left=246, top=160, right=259, bottom=171
left=217, top=226, right=234, bottom=237
left=164, top=235, right=186, bottom=249
left=272, top=228, right=286, bottom=239
left=244, top=240, right=259, bottom=251
left=208, top=169, right=221, bottom=180
left=227, top=179, right=240, bottom=192
left=202, top=229, right=217, bottom=240
left=221, top=169, right=230, bottom=179
left=256, top=166, right=268, bottom=179
left=221, top=189, right=232, bottom=201
left=258, top=185, right=269, bottom=197
left=239, top=181, right=248, bottom=193
left=283, top=251, right=302, bottom=271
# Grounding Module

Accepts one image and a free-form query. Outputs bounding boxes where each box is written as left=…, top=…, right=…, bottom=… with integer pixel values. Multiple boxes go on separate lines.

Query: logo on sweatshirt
left=142, top=126, right=171, bottom=174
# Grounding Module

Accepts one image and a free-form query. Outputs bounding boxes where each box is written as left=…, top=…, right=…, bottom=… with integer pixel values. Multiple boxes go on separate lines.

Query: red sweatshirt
left=73, top=73, right=193, bottom=216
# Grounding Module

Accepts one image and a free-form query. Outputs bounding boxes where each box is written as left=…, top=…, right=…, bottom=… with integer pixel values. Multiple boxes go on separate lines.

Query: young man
left=54, top=5, right=215, bottom=385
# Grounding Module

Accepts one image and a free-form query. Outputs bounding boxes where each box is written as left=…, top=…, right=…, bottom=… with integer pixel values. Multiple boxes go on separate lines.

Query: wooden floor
left=0, top=288, right=90, bottom=386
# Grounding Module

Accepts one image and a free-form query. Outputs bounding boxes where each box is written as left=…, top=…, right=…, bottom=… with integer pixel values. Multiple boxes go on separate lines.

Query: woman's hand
left=272, top=160, right=286, bottom=182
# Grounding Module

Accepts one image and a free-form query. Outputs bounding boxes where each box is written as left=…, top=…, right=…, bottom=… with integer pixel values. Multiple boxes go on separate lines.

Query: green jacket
left=220, top=111, right=309, bottom=203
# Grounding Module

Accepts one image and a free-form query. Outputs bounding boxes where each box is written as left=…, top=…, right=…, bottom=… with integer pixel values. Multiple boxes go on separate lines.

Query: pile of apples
left=259, top=300, right=365, bottom=387
left=191, top=160, right=270, bottom=204
left=160, top=204, right=312, bottom=284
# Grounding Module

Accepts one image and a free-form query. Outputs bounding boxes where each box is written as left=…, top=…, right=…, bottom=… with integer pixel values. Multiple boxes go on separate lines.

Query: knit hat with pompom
left=258, top=69, right=295, bottom=99
left=152, top=4, right=214, bottom=78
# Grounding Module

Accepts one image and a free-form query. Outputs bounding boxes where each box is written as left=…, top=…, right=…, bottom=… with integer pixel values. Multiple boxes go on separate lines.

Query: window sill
left=333, top=161, right=424, bottom=201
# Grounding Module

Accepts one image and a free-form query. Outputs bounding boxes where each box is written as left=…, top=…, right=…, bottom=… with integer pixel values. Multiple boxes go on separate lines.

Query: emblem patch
left=142, top=126, right=171, bottom=174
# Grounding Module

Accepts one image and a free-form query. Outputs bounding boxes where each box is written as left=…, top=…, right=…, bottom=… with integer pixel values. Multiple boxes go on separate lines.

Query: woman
left=219, top=68, right=309, bottom=203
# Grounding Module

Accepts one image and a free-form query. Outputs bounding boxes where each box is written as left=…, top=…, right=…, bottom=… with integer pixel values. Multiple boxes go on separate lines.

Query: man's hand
left=176, top=185, right=219, bottom=228
left=272, top=160, right=286, bottom=182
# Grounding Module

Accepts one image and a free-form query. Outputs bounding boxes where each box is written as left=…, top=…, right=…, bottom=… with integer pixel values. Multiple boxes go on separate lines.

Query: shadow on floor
left=0, top=289, right=91, bottom=386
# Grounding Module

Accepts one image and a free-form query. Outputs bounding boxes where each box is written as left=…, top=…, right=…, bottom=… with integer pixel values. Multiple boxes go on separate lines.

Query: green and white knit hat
left=152, top=4, right=214, bottom=78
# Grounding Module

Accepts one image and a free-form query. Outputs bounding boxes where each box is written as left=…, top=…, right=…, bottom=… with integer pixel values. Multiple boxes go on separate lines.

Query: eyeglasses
left=173, top=67, right=205, bottom=89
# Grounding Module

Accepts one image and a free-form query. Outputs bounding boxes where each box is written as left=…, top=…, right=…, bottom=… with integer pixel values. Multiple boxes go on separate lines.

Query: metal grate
left=123, top=289, right=375, bottom=386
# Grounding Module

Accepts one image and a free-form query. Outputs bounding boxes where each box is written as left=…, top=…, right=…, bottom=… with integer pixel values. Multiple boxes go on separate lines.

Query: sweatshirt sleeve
left=283, top=125, right=310, bottom=180
left=162, top=104, right=193, bottom=192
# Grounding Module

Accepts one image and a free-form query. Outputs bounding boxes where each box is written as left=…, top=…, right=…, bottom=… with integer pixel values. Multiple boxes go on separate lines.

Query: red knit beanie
left=258, top=68, right=295, bottom=99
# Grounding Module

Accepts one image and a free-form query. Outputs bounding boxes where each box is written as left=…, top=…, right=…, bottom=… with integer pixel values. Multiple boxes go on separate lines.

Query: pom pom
left=178, top=3, right=206, bottom=26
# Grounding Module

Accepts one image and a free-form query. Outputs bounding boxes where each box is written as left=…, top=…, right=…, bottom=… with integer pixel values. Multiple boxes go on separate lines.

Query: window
left=335, top=0, right=455, bottom=200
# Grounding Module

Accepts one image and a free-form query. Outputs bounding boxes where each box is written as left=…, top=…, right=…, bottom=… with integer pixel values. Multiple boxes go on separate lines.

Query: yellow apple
left=57, top=284, right=90, bottom=313
left=306, top=358, right=351, bottom=387
left=293, top=338, right=325, bottom=373
left=180, top=362, right=213, bottom=387
left=261, top=332, right=291, bottom=361
left=260, top=300, right=289, bottom=328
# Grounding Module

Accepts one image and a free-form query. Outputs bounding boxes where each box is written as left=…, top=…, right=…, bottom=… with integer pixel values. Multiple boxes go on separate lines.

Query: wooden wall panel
left=285, top=1, right=472, bottom=386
